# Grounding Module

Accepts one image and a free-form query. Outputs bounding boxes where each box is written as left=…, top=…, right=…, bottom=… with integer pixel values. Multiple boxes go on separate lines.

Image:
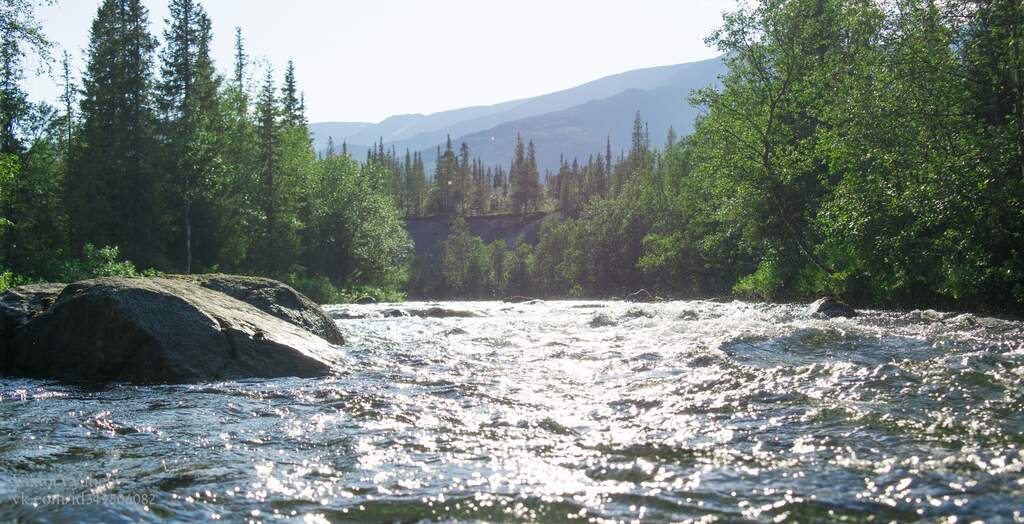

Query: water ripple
left=2, top=300, right=1023, bottom=522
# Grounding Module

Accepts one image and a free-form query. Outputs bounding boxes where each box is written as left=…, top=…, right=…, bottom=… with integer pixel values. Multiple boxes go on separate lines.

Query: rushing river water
left=1, top=300, right=1023, bottom=522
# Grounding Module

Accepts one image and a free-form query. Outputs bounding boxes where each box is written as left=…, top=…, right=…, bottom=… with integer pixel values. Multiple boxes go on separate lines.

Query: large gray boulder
left=7, top=278, right=341, bottom=383
left=175, top=274, right=344, bottom=345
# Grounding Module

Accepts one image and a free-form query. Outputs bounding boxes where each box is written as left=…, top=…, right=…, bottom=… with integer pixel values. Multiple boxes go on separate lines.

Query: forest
left=2, top=0, right=1022, bottom=312
left=0, top=0, right=410, bottom=302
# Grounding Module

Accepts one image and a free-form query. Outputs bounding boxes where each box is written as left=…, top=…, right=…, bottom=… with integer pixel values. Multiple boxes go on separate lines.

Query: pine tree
left=455, top=141, right=471, bottom=214
left=525, top=139, right=540, bottom=213
left=402, top=148, right=412, bottom=215
left=218, top=27, right=257, bottom=269
left=592, top=152, right=606, bottom=199
left=556, top=158, right=570, bottom=213
left=605, top=136, right=612, bottom=180
left=472, top=157, right=488, bottom=213
left=411, top=150, right=427, bottom=216
left=158, top=0, right=222, bottom=273
left=274, top=63, right=316, bottom=272
left=232, top=26, right=246, bottom=91
left=281, top=60, right=304, bottom=128
left=252, top=68, right=280, bottom=270
left=429, top=137, right=457, bottom=215
left=58, top=50, right=75, bottom=246
left=630, top=111, right=647, bottom=158
left=509, top=134, right=527, bottom=215
left=73, top=0, right=160, bottom=264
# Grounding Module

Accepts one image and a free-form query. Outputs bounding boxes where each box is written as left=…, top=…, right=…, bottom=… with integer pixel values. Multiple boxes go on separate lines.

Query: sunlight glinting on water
left=1, top=299, right=1023, bottom=522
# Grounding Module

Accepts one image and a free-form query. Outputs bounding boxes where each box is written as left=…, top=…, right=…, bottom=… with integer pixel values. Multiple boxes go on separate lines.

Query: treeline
left=409, top=114, right=668, bottom=298
left=4, top=0, right=1022, bottom=311
left=366, top=133, right=546, bottom=218
left=0, top=0, right=409, bottom=301
left=420, top=0, right=1024, bottom=312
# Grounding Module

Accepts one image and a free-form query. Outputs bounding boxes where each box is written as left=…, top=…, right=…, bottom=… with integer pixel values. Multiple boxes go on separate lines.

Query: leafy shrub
left=282, top=273, right=405, bottom=305
left=732, top=252, right=784, bottom=300
left=0, top=270, right=34, bottom=292
left=55, top=244, right=159, bottom=282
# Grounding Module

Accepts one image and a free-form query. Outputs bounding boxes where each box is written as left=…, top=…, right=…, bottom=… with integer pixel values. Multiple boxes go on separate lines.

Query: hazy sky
left=25, top=0, right=735, bottom=123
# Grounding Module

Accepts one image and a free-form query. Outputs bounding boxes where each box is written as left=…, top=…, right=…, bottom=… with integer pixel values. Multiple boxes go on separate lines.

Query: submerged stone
left=407, top=307, right=479, bottom=318
left=502, top=296, right=538, bottom=303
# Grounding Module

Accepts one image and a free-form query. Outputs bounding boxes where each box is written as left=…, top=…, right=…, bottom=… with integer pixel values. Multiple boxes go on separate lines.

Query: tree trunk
left=185, top=200, right=192, bottom=274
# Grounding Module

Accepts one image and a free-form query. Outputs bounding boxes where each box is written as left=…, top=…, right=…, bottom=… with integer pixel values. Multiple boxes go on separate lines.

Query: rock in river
left=624, top=289, right=655, bottom=303
left=5, top=277, right=342, bottom=383
left=407, top=307, right=479, bottom=318
left=806, top=296, right=858, bottom=318
left=176, top=274, right=344, bottom=345
left=1, top=283, right=66, bottom=335
left=1, top=283, right=66, bottom=373
left=502, top=296, right=537, bottom=303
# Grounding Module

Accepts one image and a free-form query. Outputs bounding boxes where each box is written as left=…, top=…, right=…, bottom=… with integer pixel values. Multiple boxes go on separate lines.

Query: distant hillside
left=308, top=121, right=369, bottom=147
left=425, top=85, right=705, bottom=174
left=309, top=56, right=725, bottom=172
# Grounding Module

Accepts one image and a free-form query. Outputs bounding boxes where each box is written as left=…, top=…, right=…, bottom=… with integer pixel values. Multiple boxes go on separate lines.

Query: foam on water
left=1, top=300, right=1022, bottom=522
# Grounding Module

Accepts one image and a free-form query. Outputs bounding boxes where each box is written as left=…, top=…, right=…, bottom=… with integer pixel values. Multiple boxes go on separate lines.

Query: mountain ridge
left=309, top=56, right=725, bottom=172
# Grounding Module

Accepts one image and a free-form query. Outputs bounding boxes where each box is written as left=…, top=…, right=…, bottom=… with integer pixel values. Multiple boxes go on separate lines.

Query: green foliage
left=280, top=273, right=404, bottom=305
left=732, top=249, right=785, bottom=301
left=71, top=0, right=161, bottom=267
left=3, top=0, right=1023, bottom=313
left=54, top=244, right=155, bottom=282
left=0, top=1, right=412, bottom=299
left=0, top=270, right=33, bottom=292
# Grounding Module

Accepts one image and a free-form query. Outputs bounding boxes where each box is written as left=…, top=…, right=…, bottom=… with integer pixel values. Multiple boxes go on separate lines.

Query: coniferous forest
left=2, top=0, right=1023, bottom=312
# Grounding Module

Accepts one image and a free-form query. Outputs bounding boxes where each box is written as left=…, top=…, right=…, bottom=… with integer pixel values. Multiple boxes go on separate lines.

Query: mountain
left=308, top=56, right=725, bottom=172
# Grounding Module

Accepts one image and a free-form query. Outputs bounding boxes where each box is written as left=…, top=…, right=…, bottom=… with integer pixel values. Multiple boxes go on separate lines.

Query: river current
left=1, top=300, right=1022, bottom=522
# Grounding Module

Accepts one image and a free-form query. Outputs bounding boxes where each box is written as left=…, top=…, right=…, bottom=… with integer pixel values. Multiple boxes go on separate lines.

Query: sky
left=25, top=0, right=735, bottom=124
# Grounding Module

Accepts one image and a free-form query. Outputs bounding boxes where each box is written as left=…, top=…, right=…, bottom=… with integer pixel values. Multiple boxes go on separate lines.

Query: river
left=1, top=300, right=1022, bottom=522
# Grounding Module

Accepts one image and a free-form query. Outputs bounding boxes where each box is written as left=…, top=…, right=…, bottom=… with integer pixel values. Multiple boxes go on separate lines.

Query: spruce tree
left=251, top=68, right=280, bottom=270
left=232, top=27, right=246, bottom=91
left=58, top=50, right=75, bottom=247
left=455, top=141, right=471, bottom=215
left=281, top=60, right=304, bottom=127
left=215, top=26, right=259, bottom=269
left=525, top=139, right=540, bottom=213
left=509, top=134, right=527, bottom=215
left=414, top=151, right=427, bottom=216
left=73, top=0, right=159, bottom=264
left=158, top=0, right=222, bottom=273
